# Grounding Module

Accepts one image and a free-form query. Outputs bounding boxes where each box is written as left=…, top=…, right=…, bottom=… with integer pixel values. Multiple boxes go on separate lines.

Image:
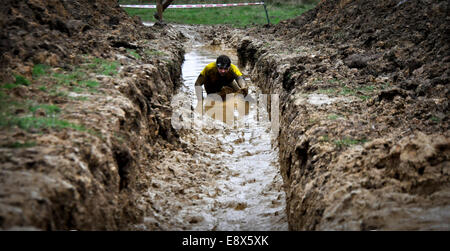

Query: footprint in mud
left=243, top=151, right=252, bottom=156
left=222, top=201, right=248, bottom=211
left=234, top=202, right=248, bottom=211
left=188, top=215, right=204, bottom=224
left=233, top=137, right=245, bottom=144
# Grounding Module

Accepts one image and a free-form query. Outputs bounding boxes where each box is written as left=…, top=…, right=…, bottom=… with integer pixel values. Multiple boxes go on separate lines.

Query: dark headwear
left=216, top=55, right=231, bottom=69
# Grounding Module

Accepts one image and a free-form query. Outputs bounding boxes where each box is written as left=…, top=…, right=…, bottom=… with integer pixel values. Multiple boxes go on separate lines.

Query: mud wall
left=231, top=0, right=450, bottom=230
left=0, top=0, right=185, bottom=230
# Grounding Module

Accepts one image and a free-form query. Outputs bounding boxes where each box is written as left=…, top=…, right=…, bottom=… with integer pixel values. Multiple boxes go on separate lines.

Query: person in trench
left=154, top=0, right=175, bottom=22
left=194, top=55, right=250, bottom=124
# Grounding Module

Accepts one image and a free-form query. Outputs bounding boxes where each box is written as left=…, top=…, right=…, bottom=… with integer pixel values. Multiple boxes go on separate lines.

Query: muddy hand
left=238, top=87, right=248, bottom=97
left=218, top=86, right=235, bottom=99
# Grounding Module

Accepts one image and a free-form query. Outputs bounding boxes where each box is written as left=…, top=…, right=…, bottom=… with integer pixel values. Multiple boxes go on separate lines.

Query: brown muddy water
left=138, top=24, right=288, bottom=230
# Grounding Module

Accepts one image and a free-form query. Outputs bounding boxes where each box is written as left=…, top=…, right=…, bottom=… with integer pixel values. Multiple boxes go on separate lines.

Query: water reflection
left=197, top=94, right=251, bottom=126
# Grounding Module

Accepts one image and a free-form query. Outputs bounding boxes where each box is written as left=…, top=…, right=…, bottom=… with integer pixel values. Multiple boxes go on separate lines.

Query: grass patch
left=145, top=48, right=166, bottom=57
left=328, top=78, right=342, bottom=84
left=338, top=86, right=356, bottom=96
left=127, top=49, right=142, bottom=60
left=52, top=71, right=86, bottom=86
left=49, top=90, right=69, bottom=97
left=0, top=111, right=85, bottom=132
left=29, top=104, right=61, bottom=115
left=2, top=75, right=32, bottom=89
left=71, top=86, right=84, bottom=93
left=101, top=61, right=119, bottom=76
left=0, top=97, right=81, bottom=132
left=1, top=141, right=37, bottom=148
left=430, top=116, right=441, bottom=123
left=34, top=57, right=118, bottom=96
left=0, top=57, right=115, bottom=138
left=14, top=74, right=31, bottom=86
left=317, top=84, right=380, bottom=101
left=359, top=95, right=371, bottom=101
left=318, top=88, right=337, bottom=95
left=32, top=64, right=50, bottom=79
left=86, top=57, right=119, bottom=76
left=327, top=114, right=340, bottom=120
left=320, top=135, right=329, bottom=142
left=122, top=3, right=316, bottom=27
left=334, top=137, right=368, bottom=148
left=5, top=116, right=86, bottom=131
left=1, top=83, right=20, bottom=89
left=80, top=80, right=100, bottom=89
left=70, top=96, right=89, bottom=101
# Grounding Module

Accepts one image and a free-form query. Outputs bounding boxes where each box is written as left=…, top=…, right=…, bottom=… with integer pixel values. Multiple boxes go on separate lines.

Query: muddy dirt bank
left=0, top=1, right=185, bottom=230
left=210, top=0, right=450, bottom=230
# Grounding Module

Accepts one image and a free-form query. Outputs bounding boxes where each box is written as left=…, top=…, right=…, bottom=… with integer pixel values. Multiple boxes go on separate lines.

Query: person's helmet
left=216, top=55, right=231, bottom=69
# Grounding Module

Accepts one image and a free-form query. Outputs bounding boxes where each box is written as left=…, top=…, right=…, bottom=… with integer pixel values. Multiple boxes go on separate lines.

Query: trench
left=138, top=25, right=288, bottom=230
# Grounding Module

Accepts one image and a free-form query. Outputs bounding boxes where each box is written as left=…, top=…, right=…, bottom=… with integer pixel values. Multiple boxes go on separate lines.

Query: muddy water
left=139, top=24, right=287, bottom=231
left=175, top=41, right=287, bottom=230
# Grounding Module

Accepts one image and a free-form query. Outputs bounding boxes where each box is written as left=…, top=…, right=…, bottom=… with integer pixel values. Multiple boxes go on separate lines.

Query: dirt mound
left=0, top=0, right=154, bottom=82
left=0, top=0, right=185, bottom=230
left=285, top=0, right=450, bottom=89
left=226, top=0, right=450, bottom=230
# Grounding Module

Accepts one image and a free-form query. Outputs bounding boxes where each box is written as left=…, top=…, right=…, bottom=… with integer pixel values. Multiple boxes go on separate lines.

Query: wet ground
left=134, top=25, right=288, bottom=230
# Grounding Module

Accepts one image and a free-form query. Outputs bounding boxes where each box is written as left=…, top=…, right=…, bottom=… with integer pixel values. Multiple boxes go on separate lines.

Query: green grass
left=70, top=96, right=89, bottom=101
left=52, top=71, right=86, bottom=86
left=430, top=116, right=441, bottom=123
left=127, top=49, right=142, bottom=60
left=320, top=135, right=329, bottom=142
left=327, top=114, right=340, bottom=120
left=318, top=88, right=337, bottom=95
left=122, top=3, right=316, bottom=27
left=334, top=137, right=368, bottom=148
left=71, top=86, right=84, bottom=93
left=29, top=104, right=61, bottom=115
left=3, top=116, right=85, bottom=131
left=32, top=64, right=50, bottom=79
left=0, top=96, right=85, bottom=133
left=359, top=95, right=371, bottom=101
left=49, top=90, right=69, bottom=97
left=14, top=74, right=31, bottom=86
left=1, top=83, right=20, bottom=89
left=1, top=141, right=37, bottom=148
left=1, top=75, right=32, bottom=89
left=101, top=62, right=119, bottom=76
left=317, top=83, right=380, bottom=101
left=145, top=48, right=166, bottom=57
left=0, top=57, right=116, bottom=138
left=80, top=80, right=99, bottom=88
left=39, top=57, right=118, bottom=95
left=85, top=57, right=119, bottom=76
